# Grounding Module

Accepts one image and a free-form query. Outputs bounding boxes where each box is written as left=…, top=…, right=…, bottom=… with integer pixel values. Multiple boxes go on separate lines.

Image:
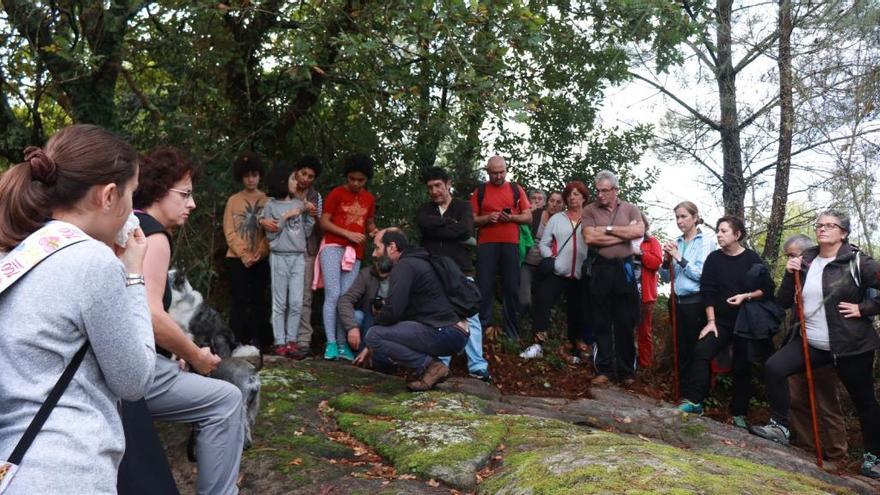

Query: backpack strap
left=477, top=181, right=521, bottom=215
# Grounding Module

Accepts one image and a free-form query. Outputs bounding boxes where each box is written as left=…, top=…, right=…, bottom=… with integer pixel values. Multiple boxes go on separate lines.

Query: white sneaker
left=519, top=343, right=543, bottom=359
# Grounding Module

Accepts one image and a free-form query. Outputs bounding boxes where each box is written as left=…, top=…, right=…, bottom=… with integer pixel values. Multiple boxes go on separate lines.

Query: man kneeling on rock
left=353, top=228, right=469, bottom=391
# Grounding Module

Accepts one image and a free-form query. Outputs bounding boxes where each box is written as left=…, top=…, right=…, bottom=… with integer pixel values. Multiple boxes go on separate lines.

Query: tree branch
left=629, top=72, right=720, bottom=130
left=737, top=95, right=779, bottom=131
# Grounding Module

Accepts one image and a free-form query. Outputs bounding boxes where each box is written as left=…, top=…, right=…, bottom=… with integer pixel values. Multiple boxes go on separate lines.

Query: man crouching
left=353, top=228, right=469, bottom=391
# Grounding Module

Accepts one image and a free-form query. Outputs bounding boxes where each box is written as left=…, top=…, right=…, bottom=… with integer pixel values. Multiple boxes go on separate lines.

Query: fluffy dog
left=168, top=269, right=261, bottom=449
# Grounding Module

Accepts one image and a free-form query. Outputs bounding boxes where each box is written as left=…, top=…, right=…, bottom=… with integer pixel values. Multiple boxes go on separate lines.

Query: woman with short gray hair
left=751, top=210, right=880, bottom=479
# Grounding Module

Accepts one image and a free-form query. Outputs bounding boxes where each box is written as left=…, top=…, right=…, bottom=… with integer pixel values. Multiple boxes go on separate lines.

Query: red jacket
left=640, top=236, right=662, bottom=303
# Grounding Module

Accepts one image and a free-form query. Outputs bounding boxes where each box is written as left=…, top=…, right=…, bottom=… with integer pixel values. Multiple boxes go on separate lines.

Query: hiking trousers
left=765, top=339, right=880, bottom=454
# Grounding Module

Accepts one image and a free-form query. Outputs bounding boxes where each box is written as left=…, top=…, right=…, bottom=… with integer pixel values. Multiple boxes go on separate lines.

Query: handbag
left=0, top=221, right=90, bottom=494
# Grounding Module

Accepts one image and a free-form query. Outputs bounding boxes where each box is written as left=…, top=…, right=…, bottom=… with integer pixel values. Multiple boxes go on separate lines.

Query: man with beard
left=416, top=167, right=490, bottom=381
left=354, top=228, right=469, bottom=391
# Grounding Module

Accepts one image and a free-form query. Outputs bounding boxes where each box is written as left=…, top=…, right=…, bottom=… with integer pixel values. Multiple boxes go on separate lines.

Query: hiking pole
left=669, top=258, right=680, bottom=402
left=794, top=271, right=823, bottom=469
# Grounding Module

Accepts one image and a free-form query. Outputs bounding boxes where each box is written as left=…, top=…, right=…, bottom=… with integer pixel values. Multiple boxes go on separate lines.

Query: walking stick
left=669, top=258, right=680, bottom=402
left=794, top=271, right=823, bottom=469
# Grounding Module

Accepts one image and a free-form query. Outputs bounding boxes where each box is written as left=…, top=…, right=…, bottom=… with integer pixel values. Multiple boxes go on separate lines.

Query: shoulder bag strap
left=6, top=343, right=89, bottom=465
left=554, top=219, right=582, bottom=256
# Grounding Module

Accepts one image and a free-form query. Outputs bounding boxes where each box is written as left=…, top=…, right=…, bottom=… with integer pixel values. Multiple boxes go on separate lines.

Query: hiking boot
left=749, top=419, right=790, bottom=445
left=519, top=343, right=543, bottom=359
left=323, top=342, right=339, bottom=360
left=337, top=343, right=355, bottom=361
left=468, top=368, right=492, bottom=382
left=591, top=374, right=611, bottom=386
left=732, top=416, right=748, bottom=430
left=407, top=360, right=450, bottom=392
left=861, top=453, right=880, bottom=479
left=677, top=400, right=704, bottom=415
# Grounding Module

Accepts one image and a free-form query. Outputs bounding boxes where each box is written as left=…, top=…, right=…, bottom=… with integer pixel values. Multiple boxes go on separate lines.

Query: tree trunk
left=762, top=0, right=794, bottom=267
left=716, top=0, right=746, bottom=218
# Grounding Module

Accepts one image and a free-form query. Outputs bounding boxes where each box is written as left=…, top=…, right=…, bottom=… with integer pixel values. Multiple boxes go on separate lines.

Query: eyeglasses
left=814, top=222, right=842, bottom=231
left=596, top=187, right=617, bottom=194
left=169, top=188, right=194, bottom=200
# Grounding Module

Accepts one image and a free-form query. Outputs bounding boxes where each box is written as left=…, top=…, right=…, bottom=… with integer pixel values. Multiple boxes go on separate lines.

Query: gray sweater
left=261, top=197, right=315, bottom=254
left=0, top=240, right=155, bottom=494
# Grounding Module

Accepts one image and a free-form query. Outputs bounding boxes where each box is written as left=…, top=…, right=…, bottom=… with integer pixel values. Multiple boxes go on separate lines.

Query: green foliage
left=0, top=0, right=691, bottom=292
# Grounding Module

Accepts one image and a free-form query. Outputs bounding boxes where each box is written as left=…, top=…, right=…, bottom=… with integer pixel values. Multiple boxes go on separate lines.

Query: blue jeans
left=353, top=310, right=395, bottom=374
left=439, top=279, right=488, bottom=373
left=365, top=321, right=468, bottom=374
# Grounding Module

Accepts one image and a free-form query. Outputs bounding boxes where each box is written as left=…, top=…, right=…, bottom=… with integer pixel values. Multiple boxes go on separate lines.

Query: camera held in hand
left=371, top=296, right=385, bottom=314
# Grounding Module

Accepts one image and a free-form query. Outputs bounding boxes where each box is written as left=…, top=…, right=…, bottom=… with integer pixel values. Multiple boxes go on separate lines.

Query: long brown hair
left=0, top=124, right=138, bottom=251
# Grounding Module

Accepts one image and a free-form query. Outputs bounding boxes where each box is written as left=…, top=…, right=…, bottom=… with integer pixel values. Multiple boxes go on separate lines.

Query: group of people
left=666, top=205, right=880, bottom=479
left=2, top=123, right=880, bottom=495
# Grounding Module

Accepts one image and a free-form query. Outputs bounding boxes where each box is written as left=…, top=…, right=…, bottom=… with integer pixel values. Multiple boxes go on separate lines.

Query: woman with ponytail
left=0, top=125, right=155, bottom=494
left=660, top=202, right=716, bottom=393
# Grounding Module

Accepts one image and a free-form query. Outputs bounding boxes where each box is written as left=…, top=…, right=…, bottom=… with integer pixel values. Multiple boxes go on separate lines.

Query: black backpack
left=427, top=254, right=482, bottom=319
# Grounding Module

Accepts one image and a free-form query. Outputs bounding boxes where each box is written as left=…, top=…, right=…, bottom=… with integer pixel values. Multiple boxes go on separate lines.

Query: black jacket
left=374, top=247, right=460, bottom=329
left=733, top=263, right=784, bottom=340
left=416, top=198, right=475, bottom=275
left=777, top=243, right=880, bottom=357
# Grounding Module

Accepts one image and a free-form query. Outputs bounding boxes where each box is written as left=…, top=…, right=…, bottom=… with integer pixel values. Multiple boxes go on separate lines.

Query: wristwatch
left=605, top=225, right=614, bottom=233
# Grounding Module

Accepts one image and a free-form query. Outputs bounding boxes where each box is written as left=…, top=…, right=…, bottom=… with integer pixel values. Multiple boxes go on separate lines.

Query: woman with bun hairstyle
left=678, top=216, right=775, bottom=425
left=660, top=201, right=716, bottom=390
left=0, top=125, right=155, bottom=494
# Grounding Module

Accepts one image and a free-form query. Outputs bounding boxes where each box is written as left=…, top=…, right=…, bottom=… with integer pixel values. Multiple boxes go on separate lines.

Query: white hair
left=594, top=170, right=619, bottom=188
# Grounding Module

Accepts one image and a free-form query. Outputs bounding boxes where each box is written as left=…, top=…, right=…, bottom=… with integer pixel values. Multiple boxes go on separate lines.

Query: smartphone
left=502, top=208, right=512, bottom=214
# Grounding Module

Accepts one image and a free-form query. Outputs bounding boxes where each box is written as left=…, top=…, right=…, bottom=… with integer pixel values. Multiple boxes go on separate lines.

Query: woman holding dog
left=120, top=148, right=244, bottom=495
left=0, top=125, right=155, bottom=494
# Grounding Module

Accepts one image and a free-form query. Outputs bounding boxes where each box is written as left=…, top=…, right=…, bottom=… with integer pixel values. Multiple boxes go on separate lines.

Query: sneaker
left=407, top=360, right=450, bottom=392
left=285, top=342, right=299, bottom=357
left=861, top=452, right=880, bottom=479
left=337, top=343, right=355, bottom=361
left=732, top=416, right=748, bottom=430
left=749, top=419, right=790, bottom=445
left=519, top=343, right=543, bottom=359
left=272, top=345, right=290, bottom=357
left=323, top=342, right=339, bottom=360
left=468, top=369, right=492, bottom=382
left=290, top=347, right=310, bottom=360
left=677, top=400, right=704, bottom=415
left=621, top=377, right=636, bottom=387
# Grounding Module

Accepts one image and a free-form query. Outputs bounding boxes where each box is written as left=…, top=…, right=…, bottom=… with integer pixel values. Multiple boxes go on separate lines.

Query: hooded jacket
left=374, top=247, right=460, bottom=329
left=777, top=243, right=880, bottom=357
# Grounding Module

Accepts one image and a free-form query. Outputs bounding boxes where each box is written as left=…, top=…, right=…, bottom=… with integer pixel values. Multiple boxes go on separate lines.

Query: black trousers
left=590, top=261, right=639, bottom=379
left=117, top=400, right=179, bottom=494
left=476, top=242, right=520, bottom=339
left=672, top=300, right=706, bottom=390
left=226, top=256, right=271, bottom=347
left=532, top=274, right=592, bottom=345
left=680, top=319, right=771, bottom=415
left=765, top=339, right=880, bottom=454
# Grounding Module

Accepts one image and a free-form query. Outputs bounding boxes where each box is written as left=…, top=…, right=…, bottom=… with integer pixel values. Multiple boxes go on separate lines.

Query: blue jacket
left=660, top=228, right=716, bottom=297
